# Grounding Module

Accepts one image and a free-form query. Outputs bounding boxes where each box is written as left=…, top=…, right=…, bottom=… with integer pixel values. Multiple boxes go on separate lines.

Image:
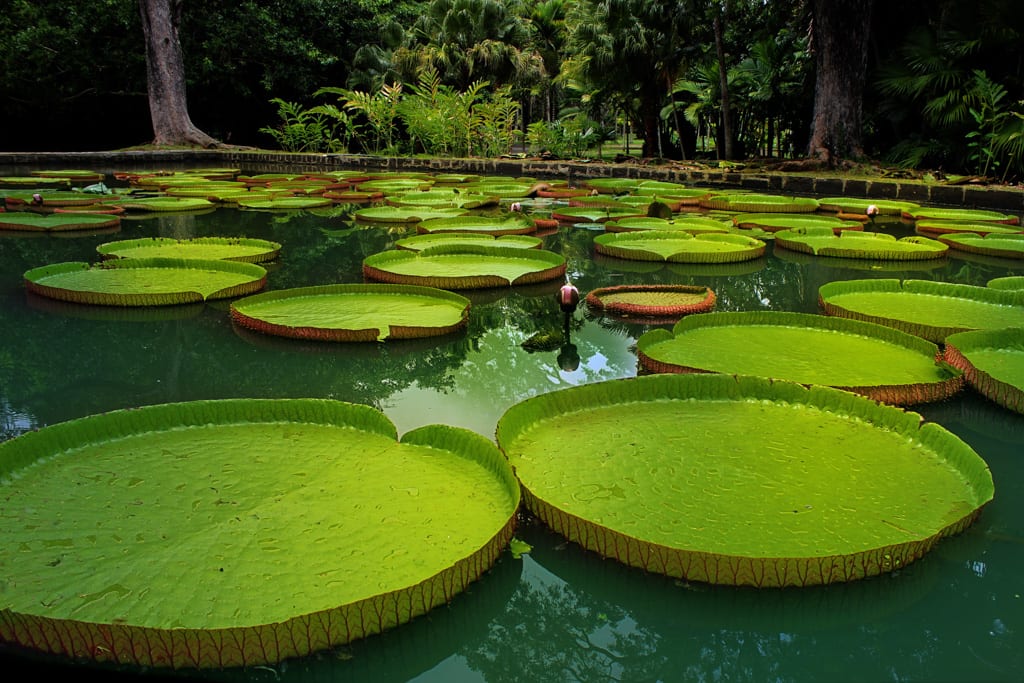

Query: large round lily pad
left=114, top=197, right=217, bottom=212
left=416, top=215, right=536, bottom=236
left=936, top=232, right=1024, bottom=259
left=701, top=193, right=820, bottom=213
left=818, top=278, right=1024, bottom=342
left=363, top=245, right=566, bottom=289
left=943, top=327, right=1024, bottom=414
left=603, top=216, right=731, bottom=234
left=495, top=373, right=993, bottom=587
left=732, top=213, right=864, bottom=233
left=816, top=197, right=920, bottom=215
left=396, top=233, right=542, bottom=251
left=550, top=206, right=647, bottom=223
left=0, top=399, right=520, bottom=668
left=24, top=258, right=267, bottom=306
left=97, top=237, right=281, bottom=263
left=915, top=220, right=1024, bottom=238
left=0, top=212, right=120, bottom=232
left=637, top=311, right=963, bottom=405
left=774, top=228, right=948, bottom=260
left=903, top=207, right=1020, bottom=224
left=230, top=284, right=471, bottom=341
left=353, top=206, right=469, bottom=223
left=593, top=231, right=766, bottom=263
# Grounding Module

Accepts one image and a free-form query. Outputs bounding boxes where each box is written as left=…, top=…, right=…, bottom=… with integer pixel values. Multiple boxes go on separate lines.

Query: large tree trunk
left=806, top=0, right=874, bottom=165
left=139, top=0, right=219, bottom=147
left=714, top=10, right=733, bottom=160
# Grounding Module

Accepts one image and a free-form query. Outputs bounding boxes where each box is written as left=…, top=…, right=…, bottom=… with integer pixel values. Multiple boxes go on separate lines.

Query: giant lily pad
left=732, top=213, right=864, bottom=233
left=363, top=245, right=566, bottom=289
left=416, top=215, right=536, bottom=236
left=585, top=284, right=716, bottom=320
left=943, top=327, right=1024, bottom=414
left=354, top=206, right=469, bottom=224
left=902, top=207, right=1020, bottom=224
left=236, top=196, right=333, bottom=210
left=582, top=178, right=641, bottom=194
left=230, top=284, right=471, bottom=341
left=115, top=197, right=217, bottom=212
left=495, top=373, right=993, bottom=587
left=0, top=213, right=120, bottom=232
left=396, top=233, right=542, bottom=251
left=701, top=193, right=820, bottom=213
left=774, top=228, right=948, bottom=260
left=816, top=198, right=920, bottom=215
left=603, top=216, right=731, bottom=235
left=637, top=311, right=963, bottom=405
left=593, top=231, right=766, bottom=263
left=0, top=399, right=519, bottom=668
left=936, top=232, right=1024, bottom=259
left=387, top=190, right=498, bottom=209
left=988, top=275, right=1024, bottom=291
left=550, top=205, right=647, bottom=223
left=818, top=278, right=1024, bottom=342
left=24, top=258, right=267, bottom=306
left=915, top=220, right=1024, bottom=238
left=97, top=237, right=281, bottom=263
left=4, top=190, right=118, bottom=207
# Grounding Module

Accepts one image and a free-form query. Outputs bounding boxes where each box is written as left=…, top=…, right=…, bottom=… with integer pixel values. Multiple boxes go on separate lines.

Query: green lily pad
left=819, top=278, right=1024, bottom=342
left=632, top=180, right=690, bottom=195
left=461, top=182, right=538, bottom=198
left=416, top=215, right=536, bottom=236
left=0, top=399, right=519, bottom=667
left=4, top=190, right=118, bottom=207
left=354, top=206, right=469, bottom=224
left=97, top=237, right=282, bottom=263
left=593, top=231, right=766, bottom=263
left=550, top=206, right=647, bottom=223
left=943, top=327, right=1024, bottom=414
left=236, top=196, right=333, bottom=210
left=24, top=258, right=267, bottom=306
left=733, top=213, right=864, bottom=233
left=115, top=197, right=218, bottom=212
left=603, top=216, right=731, bottom=234
left=495, top=373, right=993, bottom=587
left=230, top=284, right=471, bottom=342
left=915, top=220, right=1024, bottom=237
left=396, top=233, right=542, bottom=251
left=903, top=207, right=1020, bottom=224
left=637, top=311, right=963, bottom=405
left=988, top=275, right=1024, bottom=291
left=774, top=228, right=948, bottom=260
left=582, top=178, right=641, bottom=194
left=387, top=190, right=499, bottom=209
left=363, top=245, right=566, bottom=289
left=585, top=284, right=716, bottom=320
left=937, top=232, right=1024, bottom=259
left=30, top=169, right=105, bottom=182
left=0, top=212, right=120, bottom=232
left=0, top=176, right=69, bottom=189
left=701, top=193, right=820, bottom=213
left=816, top=198, right=920, bottom=215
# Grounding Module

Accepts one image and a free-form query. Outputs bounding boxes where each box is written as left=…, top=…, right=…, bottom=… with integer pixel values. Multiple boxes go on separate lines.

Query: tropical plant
left=317, top=82, right=405, bottom=154
left=258, top=98, right=351, bottom=152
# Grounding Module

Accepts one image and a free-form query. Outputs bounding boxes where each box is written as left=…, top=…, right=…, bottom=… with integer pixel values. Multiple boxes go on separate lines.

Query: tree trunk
left=714, top=11, right=734, bottom=161
left=139, top=0, right=219, bottom=148
left=806, top=0, right=874, bottom=165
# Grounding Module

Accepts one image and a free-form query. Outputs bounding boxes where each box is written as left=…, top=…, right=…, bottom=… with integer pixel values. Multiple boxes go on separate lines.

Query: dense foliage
left=2, top=0, right=1023, bottom=179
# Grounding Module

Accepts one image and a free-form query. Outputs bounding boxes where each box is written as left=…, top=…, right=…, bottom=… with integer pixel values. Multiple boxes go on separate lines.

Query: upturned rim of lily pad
left=943, top=327, right=1024, bottom=414
left=593, top=230, right=766, bottom=263
left=0, top=398, right=520, bottom=668
left=495, top=373, right=993, bottom=588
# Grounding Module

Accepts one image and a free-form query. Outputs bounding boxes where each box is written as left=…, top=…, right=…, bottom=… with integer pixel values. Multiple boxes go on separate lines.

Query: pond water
left=1, top=176, right=1022, bottom=682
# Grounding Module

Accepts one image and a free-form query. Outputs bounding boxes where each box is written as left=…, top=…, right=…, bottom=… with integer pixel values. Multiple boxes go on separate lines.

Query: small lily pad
left=586, top=284, right=716, bottom=320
